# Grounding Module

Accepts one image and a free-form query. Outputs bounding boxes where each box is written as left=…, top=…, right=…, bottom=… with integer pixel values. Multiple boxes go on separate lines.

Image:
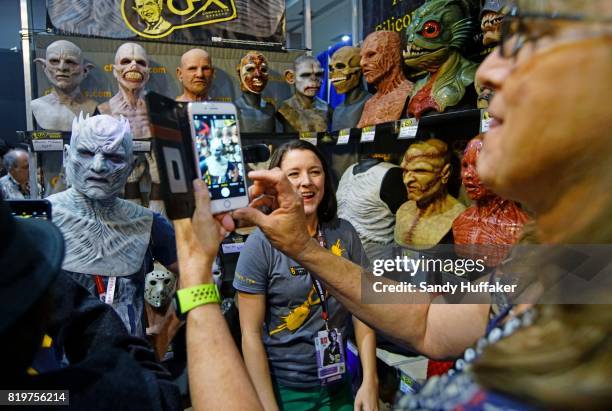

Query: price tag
left=360, top=126, right=375, bottom=143
left=398, top=118, right=419, bottom=139
left=337, top=129, right=350, bottom=145
left=32, top=139, right=64, bottom=151
left=133, top=141, right=152, bottom=152
left=480, top=109, right=492, bottom=133
left=299, top=132, right=318, bottom=146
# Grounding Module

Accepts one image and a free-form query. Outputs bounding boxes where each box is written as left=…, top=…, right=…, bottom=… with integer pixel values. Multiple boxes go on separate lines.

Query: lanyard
left=94, top=275, right=116, bottom=305
left=311, top=227, right=330, bottom=330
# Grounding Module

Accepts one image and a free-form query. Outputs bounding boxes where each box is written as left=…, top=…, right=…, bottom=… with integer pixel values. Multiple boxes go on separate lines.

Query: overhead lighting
left=342, top=35, right=350, bottom=42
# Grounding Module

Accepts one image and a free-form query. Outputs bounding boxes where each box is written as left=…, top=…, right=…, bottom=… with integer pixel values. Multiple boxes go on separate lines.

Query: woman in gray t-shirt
left=234, top=140, right=379, bottom=411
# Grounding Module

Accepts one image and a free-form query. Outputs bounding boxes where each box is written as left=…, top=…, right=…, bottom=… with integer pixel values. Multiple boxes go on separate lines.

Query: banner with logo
left=47, top=0, right=285, bottom=48
left=361, top=0, right=425, bottom=38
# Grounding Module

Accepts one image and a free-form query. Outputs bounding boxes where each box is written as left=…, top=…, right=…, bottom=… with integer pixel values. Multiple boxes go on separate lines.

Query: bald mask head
left=177, top=48, right=214, bottom=99
left=360, top=31, right=402, bottom=86
left=66, top=114, right=133, bottom=200
left=285, top=55, right=324, bottom=97
left=35, top=40, right=92, bottom=93
left=113, top=43, right=150, bottom=92
left=401, top=138, right=451, bottom=203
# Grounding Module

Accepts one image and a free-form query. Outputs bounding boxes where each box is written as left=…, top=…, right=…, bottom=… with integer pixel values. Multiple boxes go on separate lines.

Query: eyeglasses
left=499, top=5, right=612, bottom=59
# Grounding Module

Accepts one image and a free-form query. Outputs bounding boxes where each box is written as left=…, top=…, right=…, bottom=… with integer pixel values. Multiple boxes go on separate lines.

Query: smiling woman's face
left=280, top=149, right=325, bottom=217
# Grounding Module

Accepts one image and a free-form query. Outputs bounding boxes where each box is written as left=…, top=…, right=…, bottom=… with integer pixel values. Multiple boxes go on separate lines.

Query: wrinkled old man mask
left=329, top=46, right=362, bottom=95
left=238, top=51, right=269, bottom=94
left=113, top=43, right=150, bottom=92
left=285, top=56, right=324, bottom=97
left=401, top=139, right=450, bottom=204
left=65, top=114, right=133, bottom=200
left=35, top=40, right=92, bottom=93
left=177, top=48, right=214, bottom=98
left=360, top=31, right=401, bottom=86
left=145, top=263, right=177, bottom=308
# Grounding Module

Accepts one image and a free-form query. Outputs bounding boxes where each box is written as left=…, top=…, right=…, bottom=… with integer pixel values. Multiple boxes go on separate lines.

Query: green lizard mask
left=403, top=0, right=479, bottom=117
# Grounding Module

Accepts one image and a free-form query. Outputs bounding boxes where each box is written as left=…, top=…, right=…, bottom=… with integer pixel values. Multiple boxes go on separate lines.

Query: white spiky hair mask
left=70, top=112, right=133, bottom=153
left=65, top=113, right=134, bottom=197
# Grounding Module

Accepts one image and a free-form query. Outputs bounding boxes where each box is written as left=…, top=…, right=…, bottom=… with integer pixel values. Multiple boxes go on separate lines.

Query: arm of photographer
left=233, top=169, right=489, bottom=360
left=174, top=180, right=263, bottom=411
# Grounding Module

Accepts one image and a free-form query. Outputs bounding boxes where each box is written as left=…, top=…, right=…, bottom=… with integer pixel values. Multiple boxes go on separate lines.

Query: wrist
left=361, top=373, right=379, bottom=386
left=294, top=237, right=320, bottom=262
left=179, top=259, right=215, bottom=288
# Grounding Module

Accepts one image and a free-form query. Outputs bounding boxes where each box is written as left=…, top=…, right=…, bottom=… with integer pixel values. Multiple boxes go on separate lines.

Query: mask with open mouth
left=238, top=51, right=269, bottom=94
left=404, top=0, right=479, bottom=117
left=480, top=0, right=507, bottom=47
left=329, top=46, right=362, bottom=95
left=113, top=42, right=150, bottom=92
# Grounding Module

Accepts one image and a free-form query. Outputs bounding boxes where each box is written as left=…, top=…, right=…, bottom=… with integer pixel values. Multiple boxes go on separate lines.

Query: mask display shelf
left=240, top=108, right=481, bottom=156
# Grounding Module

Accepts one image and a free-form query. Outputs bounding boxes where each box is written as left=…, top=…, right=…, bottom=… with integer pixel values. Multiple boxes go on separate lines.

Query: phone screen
left=192, top=113, right=246, bottom=201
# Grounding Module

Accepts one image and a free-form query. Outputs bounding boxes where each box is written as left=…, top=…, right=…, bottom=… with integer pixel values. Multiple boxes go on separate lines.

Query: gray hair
left=3, top=149, right=28, bottom=171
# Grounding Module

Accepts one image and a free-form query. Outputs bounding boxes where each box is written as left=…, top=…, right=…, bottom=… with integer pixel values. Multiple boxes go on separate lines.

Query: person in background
left=0, top=138, right=9, bottom=177
left=0, top=148, right=33, bottom=199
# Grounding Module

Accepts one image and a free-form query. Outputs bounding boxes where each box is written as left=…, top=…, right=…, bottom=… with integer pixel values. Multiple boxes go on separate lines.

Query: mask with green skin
left=403, top=0, right=478, bottom=117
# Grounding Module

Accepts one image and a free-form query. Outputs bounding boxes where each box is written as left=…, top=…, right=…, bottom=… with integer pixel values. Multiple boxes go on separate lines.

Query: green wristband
left=175, top=284, right=221, bottom=315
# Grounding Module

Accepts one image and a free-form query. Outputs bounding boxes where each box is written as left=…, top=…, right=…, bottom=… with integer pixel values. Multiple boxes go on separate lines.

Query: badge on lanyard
left=312, top=227, right=346, bottom=385
left=315, top=328, right=346, bottom=385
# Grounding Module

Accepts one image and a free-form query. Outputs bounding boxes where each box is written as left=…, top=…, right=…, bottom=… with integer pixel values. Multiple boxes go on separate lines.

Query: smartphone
left=187, top=102, right=249, bottom=213
left=7, top=199, right=52, bottom=220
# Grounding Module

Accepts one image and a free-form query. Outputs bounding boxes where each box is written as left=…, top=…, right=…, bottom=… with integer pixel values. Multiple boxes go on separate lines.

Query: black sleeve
left=46, top=273, right=181, bottom=411
left=380, top=167, right=407, bottom=214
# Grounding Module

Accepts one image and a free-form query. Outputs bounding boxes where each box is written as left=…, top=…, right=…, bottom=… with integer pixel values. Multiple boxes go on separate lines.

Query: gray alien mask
left=144, top=263, right=177, bottom=308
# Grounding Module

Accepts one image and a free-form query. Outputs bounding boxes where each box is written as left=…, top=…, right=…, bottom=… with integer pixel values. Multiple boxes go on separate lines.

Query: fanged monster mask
left=238, top=51, right=269, bottom=94
left=329, top=46, right=362, bottom=95
left=286, top=56, right=324, bottom=98
left=145, top=262, right=177, bottom=308
left=35, top=40, right=93, bottom=94
left=480, top=0, right=507, bottom=47
left=65, top=113, right=133, bottom=200
left=404, top=0, right=478, bottom=116
left=113, top=43, right=150, bottom=93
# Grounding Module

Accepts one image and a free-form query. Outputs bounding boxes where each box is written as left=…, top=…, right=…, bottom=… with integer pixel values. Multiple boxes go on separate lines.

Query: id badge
left=314, top=328, right=346, bottom=385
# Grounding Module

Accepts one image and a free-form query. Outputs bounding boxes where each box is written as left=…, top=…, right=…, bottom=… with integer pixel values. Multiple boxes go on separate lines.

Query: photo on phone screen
left=192, top=113, right=246, bottom=202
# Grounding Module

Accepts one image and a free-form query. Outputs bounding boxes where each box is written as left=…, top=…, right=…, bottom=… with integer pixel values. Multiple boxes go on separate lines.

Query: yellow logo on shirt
left=331, top=239, right=345, bottom=257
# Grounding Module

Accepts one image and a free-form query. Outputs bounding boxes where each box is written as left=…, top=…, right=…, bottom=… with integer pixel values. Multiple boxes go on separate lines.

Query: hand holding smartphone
left=146, top=92, right=252, bottom=219
left=187, top=102, right=249, bottom=214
